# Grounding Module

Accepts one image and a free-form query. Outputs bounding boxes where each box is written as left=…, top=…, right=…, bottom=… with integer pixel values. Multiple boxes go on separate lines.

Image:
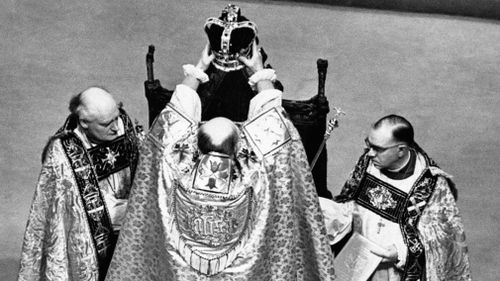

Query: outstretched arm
left=168, top=44, right=215, bottom=121
left=181, top=43, right=214, bottom=90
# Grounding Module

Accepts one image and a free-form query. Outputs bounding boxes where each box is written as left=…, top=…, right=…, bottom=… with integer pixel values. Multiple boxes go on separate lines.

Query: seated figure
left=198, top=4, right=277, bottom=122
left=145, top=4, right=332, bottom=199
left=105, top=42, right=335, bottom=280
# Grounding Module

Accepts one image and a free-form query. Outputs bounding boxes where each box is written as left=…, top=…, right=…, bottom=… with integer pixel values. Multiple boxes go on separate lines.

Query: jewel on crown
left=204, top=4, right=258, bottom=72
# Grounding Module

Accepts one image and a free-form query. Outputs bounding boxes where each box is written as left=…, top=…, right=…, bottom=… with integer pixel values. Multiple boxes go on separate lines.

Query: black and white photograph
left=1, top=0, right=499, bottom=280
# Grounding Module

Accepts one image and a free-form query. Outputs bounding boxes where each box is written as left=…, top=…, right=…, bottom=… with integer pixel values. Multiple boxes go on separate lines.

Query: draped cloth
left=105, top=87, right=335, bottom=281
left=18, top=110, right=140, bottom=281
left=331, top=149, right=472, bottom=281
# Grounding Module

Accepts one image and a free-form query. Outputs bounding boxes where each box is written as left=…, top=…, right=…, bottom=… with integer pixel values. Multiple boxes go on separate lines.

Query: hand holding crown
left=239, top=41, right=276, bottom=92
left=196, top=43, right=215, bottom=72
left=237, top=41, right=264, bottom=75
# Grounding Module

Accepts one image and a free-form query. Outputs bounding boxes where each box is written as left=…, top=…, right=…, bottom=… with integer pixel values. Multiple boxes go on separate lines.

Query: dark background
left=1, top=0, right=499, bottom=280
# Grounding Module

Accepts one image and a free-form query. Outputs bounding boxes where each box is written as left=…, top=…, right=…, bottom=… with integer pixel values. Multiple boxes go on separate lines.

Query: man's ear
left=397, top=145, right=408, bottom=157
left=79, top=119, right=89, bottom=129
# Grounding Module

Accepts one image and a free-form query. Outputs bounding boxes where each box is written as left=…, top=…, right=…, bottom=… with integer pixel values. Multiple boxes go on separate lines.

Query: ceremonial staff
left=310, top=107, right=345, bottom=171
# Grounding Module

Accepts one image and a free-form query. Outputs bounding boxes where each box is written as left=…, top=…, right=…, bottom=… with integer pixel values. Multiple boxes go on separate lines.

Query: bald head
left=69, top=87, right=121, bottom=143
left=70, top=87, right=117, bottom=122
left=198, top=117, right=239, bottom=156
left=372, top=114, right=414, bottom=146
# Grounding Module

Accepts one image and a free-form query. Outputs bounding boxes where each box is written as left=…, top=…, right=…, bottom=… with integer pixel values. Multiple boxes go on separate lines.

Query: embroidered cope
left=324, top=151, right=472, bottom=281
left=18, top=110, right=140, bottom=281
left=105, top=86, right=335, bottom=280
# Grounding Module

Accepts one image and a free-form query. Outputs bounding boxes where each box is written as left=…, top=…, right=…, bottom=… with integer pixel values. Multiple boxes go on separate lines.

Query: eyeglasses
left=364, top=138, right=404, bottom=154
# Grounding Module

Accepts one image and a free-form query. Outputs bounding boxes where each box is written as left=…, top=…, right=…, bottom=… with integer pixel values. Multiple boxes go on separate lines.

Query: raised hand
left=237, top=40, right=264, bottom=75
left=196, top=43, right=215, bottom=71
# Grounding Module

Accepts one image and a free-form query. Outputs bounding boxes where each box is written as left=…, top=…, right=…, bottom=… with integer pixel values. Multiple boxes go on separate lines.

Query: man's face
left=82, top=105, right=120, bottom=144
left=365, top=125, right=403, bottom=170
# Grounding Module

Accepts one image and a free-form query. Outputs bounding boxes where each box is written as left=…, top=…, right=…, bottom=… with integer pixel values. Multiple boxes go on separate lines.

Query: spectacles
left=364, top=138, right=404, bottom=154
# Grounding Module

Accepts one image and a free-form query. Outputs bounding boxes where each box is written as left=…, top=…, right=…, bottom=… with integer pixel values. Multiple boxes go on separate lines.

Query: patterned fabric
left=88, top=135, right=137, bottom=180
left=334, top=149, right=472, bottom=281
left=18, top=110, right=140, bottom=281
left=419, top=176, right=471, bottom=281
left=60, top=134, right=116, bottom=279
left=399, top=170, right=437, bottom=280
left=242, top=107, right=291, bottom=158
left=105, top=103, right=336, bottom=281
left=356, top=173, right=408, bottom=223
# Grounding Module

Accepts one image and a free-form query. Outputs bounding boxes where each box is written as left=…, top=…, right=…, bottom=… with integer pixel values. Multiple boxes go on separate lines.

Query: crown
left=204, top=4, right=258, bottom=72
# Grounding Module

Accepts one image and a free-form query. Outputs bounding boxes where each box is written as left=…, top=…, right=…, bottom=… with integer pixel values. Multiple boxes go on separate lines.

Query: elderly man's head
left=69, top=87, right=120, bottom=144
left=198, top=117, right=240, bottom=156
left=365, top=114, right=414, bottom=170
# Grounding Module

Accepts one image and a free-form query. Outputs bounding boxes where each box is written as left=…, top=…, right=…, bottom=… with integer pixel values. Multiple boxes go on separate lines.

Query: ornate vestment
left=105, top=86, right=335, bottom=281
left=18, top=109, right=140, bottom=281
left=333, top=148, right=472, bottom=281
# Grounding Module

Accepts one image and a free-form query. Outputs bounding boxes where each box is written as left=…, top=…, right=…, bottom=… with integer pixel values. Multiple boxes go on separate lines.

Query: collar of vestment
left=334, top=146, right=440, bottom=281
left=380, top=149, right=416, bottom=180
left=55, top=108, right=139, bottom=278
